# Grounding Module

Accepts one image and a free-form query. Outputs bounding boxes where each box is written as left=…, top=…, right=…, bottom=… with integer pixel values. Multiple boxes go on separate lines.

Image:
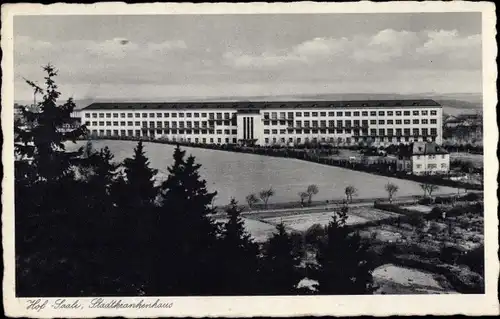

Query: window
left=362, top=120, right=368, bottom=126
left=370, top=120, right=376, bottom=124
left=422, top=128, right=428, bottom=136
left=362, top=111, right=368, bottom=116
left=106, top=121, right=112, bottom=126
left=312, top=112, right=318, bottom=117
left=345, top=112, right=351, bottom=116
left=135, top=113, right=140, bottom=118
left=396, top=128, right=402, bottom=136
left=337, top=112, right=343, bottom=116
left=387, top=120, right=393, bottom=124
left=287, top=112, right=293, bottom=118
left=378, top=111, right=385, bottom=116
left=413, top=119, right=419, bottom=124
left=441, top=163, right=447, bottom=169
left=413, top=110, right=419, bottom=116
left=264, top=129, right=270, bottom=134
left=89, top=121, right=95, bottom=126
left=179, top=113, right=184, bottom=118
left=404, top=128, right=411, bottom=136
left=421, top=110, right=428, bottom=116
left=296, top=120, right=302, bottom=127
left=379, top=120, right=385, bottom=125
left=224, top=112, right=230, bottom=120
left=387, top=111, right=393, bottom=116
left=120, top=121, right=126, bottom=126
left=113, top=121, right=119, bottom=126
left=396, top=111, right=402, bottom=116
left=396, top=119, right=402, bottom=124
left=404, top=111, right=410, bottom=116
left=272, top=129, right=278, bottom=134
left=271, top=112, right=277, bottom=120
left=142, top=113, right=148, bottom=118
left=320, top=120, right=327, bottom=128
left=387, top=128, right=394, bottom=136
left=329, top=120, right=335, bottom=127
left=379, top=128, right=385, bottom=136
left=430, top=119, right=437, bottom=124
left=413, top=128, right=419, bottom=136
left=337, top=120, right=343, bottom=127
left=303, top=112, right=310, bottom=117
left=428, top=164, right=437, bottom=169
left=370, top=129, right=376, bottom=136
left=85, top=113, right=91, bottom=118
left=430, top=110, right=437, bottom=115
left=422, top=119, right=428, bottom=124
left=404, top=119, right=411, bottom=125
left=216, top=129, right=223, bottom=134
left=416, top=164, right=422, bottom=169
left=280, top=129, right=286, bottom=134
left=430, top=128, right=437, bottom=135
left=326, top=111, right=333, bottom=116
left=127, top=113, right=133, bottom=118
left=201, top=113, right=207, bottom=118
left=370, top=111, right=376, bottom=116
left=224, top=129, right=230, bottom=134
left=303, top=121, right=310, bottom=128
left=312, top=120, right=318, bottom=128
left=99, top=121, right=104, bottom=126
left=353, top=111, right=360, bottom=116
left=106, top=113, right=111, bottom=118
left=296, top=112, right=302, bottom=117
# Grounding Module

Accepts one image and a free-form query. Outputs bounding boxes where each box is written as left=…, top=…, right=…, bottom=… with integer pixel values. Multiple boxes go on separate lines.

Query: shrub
left=459, top=192, right=480, bottom=202
left=458, top=244, right=484, bottom=275
left=304, top=224, right=326, bottom=246
left=440, top=245, right=464, bottom=265
left=435, top=196, right=454, bottom=204
left=418, top=197, right=433, bottom=205
left=426, top=207, right=443, bottom=221
left=407, top=214, right=426, bottom=229
left=373, top=202, right=417, bottom=216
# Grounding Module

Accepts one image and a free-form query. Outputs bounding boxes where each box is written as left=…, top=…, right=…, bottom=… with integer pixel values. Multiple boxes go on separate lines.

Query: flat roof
left=82, top=99, right=441, bottom=111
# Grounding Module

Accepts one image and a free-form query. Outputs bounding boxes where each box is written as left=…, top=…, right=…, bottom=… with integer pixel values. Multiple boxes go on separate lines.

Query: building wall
left=411, top=153, right=450, bottom=175
left=80, top=104, right=443, bottom=146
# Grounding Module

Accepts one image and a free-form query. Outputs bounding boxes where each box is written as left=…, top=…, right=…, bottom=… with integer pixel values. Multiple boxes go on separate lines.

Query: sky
left=14, top=13, right=482, bottom=102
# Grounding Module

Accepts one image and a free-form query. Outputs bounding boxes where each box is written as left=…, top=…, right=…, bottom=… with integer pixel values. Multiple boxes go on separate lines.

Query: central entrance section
left=236, top=108, right=263, bottom=145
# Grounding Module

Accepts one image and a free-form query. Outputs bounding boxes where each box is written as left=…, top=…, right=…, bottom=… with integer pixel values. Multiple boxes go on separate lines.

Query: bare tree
left=344, top=185, right=358, bottom=203
left=385, top=182, right=399, bottom=203
left=245, top=193, right=260, bottom=210
left=259, top=187, right=275, bottom=210
left=419, top=183, right=440, bottom=199
left=306, top=184, right=319, bottom=205
left=298, top=192, right=308, bottom=206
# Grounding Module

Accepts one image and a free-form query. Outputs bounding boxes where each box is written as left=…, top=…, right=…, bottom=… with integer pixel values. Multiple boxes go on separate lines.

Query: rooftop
left=412, top=142, right=449, bottom=156
left=82, top=99, right=441, bottom=111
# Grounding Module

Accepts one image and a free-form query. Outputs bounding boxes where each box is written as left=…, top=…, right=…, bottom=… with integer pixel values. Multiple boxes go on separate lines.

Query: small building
left=397, top=142, right=450, bottom=175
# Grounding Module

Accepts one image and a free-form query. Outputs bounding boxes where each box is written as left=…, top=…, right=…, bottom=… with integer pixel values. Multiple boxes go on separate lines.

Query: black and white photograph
left=2, top=2, right=498, bottom=317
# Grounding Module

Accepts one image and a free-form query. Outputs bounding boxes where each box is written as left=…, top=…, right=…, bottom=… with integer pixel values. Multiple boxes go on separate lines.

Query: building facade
left=397, top=142, right=450, bottom=175
left=80, top=99, right=443, bottom=146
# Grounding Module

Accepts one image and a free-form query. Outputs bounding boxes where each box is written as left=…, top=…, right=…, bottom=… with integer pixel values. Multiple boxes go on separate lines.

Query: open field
left=215, top=217, right=277, bottom=243
left=262, top=207, right=401, bottom=232
left=68, top=140, right=458, bottom=205
left=373, top=264, right=456, bottom=294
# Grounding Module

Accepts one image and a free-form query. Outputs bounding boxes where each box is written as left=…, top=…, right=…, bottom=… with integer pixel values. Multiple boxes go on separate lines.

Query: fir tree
left=311, top=205, right=377, bottom=294
left=219, top=198, right=261, bottom=295
left=14, top=64, right=86, bottom=183
left=156, top=145, right=221, bottom=295
left=261, top=223, right=302, bottom=294
left=121, top=140, right=159, bottom=206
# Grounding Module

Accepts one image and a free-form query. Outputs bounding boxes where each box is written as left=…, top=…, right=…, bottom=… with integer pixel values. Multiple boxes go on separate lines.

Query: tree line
left=14, top=65, right=376, bottom=297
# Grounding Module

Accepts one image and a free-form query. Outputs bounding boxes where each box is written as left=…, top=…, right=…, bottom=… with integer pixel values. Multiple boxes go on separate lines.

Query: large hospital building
left=81, top=99, right=443, bottom=146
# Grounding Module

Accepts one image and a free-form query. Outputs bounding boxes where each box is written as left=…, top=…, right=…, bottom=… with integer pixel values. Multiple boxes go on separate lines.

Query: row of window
left=415, top=155, right=447, bottom=160
left=263, top=128, right=438, bottom=136
left=263, top=136, right=437, bottom=145
left=84, top=109, right=440, bottom=119
left=85, top=112, right=235, bottom=120
left=415, top=163, right=448, bottom=169
left=90, top=129, right=237, bottom=136
left=90, top=130, right=237, bottom=144
left=286, top=119, right=437, bottom=128
left=84, top=120, right=236, bottom=128
left=263, top=110, right=438, bottom=119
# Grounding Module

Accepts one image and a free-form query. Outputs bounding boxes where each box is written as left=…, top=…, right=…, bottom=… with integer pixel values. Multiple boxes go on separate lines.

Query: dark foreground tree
left=311, top=205, right=377, bottom=294
left=218, top=199, right=261, bottom=294
left=155, top=145, right=221, bottom=295
left=261, top=223, right=302, bottom=294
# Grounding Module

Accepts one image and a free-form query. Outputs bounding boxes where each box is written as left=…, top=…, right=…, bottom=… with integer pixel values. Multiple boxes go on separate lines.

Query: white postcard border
left=2, top=2, right=498, bottom=317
